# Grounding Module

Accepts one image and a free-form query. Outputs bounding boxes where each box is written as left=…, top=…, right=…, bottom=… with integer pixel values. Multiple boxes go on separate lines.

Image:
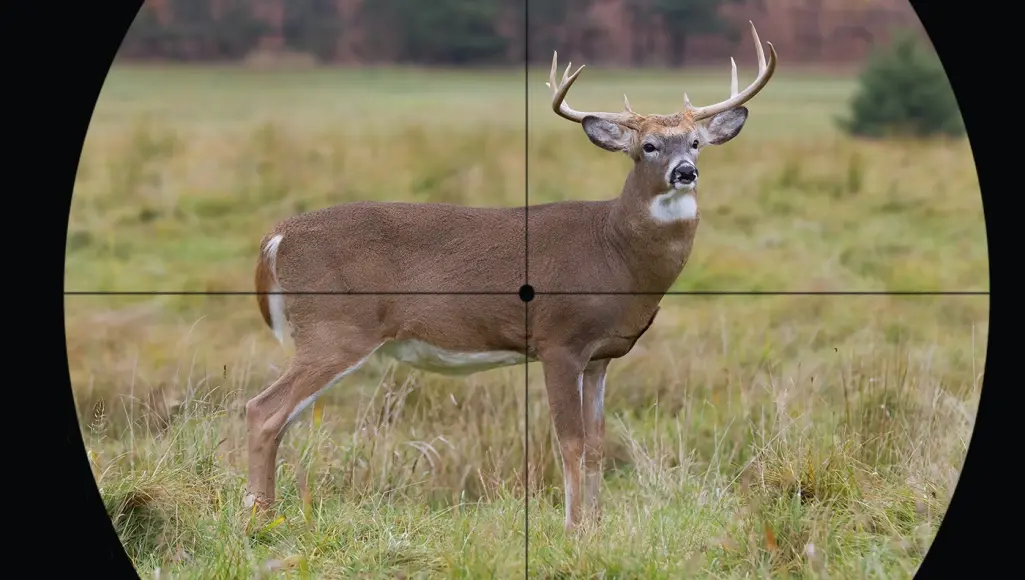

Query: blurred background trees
left=117, top=0, right=963, bottom=140
left=119, top=0, right=925, bottom=67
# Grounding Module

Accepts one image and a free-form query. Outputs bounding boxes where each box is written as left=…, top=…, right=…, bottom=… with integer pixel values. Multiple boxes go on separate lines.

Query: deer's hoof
left=243, top=492, right=273, bottom=511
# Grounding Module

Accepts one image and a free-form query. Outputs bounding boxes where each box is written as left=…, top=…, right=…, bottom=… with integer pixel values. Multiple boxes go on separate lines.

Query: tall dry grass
left=66, top=65, right=986, bottom=578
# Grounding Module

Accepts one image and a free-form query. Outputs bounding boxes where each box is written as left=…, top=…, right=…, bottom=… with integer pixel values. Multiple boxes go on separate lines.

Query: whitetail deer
left=244, top=22, right=776, bottom=532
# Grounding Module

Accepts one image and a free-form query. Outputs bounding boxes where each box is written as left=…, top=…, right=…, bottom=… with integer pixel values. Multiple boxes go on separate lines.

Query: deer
left=243, top=21, right=777, bottom=533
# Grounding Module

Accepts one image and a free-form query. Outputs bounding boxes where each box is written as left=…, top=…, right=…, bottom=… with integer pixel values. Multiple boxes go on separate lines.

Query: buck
left=244, top=22, right=777, bottom=532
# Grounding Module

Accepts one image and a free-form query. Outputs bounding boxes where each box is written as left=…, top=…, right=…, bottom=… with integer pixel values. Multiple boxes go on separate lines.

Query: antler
left=686, top=21, right=778, bottom=121
left=548, top=21, right=777, bottom=126
left=547, top=52, right=641, bottom=126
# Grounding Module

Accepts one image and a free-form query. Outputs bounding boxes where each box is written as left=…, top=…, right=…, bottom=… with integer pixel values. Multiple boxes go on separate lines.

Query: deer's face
left=580, top=107, right=749, bottom=195
left=546, top=21, right=776, bottom=224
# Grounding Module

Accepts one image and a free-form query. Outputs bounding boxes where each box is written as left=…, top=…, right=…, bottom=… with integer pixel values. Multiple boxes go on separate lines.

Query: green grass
left=67, top=64, right=986, bottom=578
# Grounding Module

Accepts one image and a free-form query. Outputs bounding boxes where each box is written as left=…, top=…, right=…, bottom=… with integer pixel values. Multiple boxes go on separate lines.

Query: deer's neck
left=604, top=174, right=700, bottom=293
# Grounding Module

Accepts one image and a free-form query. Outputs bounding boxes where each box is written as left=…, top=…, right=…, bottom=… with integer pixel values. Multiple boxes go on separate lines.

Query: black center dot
left=518, top=284, right=535, bottom=302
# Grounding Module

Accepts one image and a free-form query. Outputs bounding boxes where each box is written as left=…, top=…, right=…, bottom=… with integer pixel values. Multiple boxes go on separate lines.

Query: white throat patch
left=649, top=186, right=698, bottom=223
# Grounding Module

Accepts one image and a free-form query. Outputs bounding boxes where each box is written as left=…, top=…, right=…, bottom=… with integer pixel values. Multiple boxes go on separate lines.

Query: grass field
left=66, top=63, right=987, bottom=579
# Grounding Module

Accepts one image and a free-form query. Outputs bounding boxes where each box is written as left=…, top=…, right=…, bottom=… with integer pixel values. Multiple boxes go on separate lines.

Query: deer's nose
left=671, top=163, right=698, bottom=183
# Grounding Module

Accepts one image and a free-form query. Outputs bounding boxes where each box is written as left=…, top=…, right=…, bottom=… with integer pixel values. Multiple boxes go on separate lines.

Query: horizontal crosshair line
left=64, top=291, right=518, bottom=296
left=63, top=290, right=989, bottom=296
left=536, top=290, right=989, bottom=296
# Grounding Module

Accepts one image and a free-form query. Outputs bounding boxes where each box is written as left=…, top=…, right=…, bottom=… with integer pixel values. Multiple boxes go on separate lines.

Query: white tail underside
left=263, top=234, right=288, bottom=345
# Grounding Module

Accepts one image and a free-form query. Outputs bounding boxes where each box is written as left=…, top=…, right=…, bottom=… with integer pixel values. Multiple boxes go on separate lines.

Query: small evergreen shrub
left=838, top=30, right=964, bottom=139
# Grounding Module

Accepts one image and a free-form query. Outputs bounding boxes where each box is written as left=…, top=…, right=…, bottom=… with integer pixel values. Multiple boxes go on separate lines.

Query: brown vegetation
left=129, top=0, right=926, bottom=66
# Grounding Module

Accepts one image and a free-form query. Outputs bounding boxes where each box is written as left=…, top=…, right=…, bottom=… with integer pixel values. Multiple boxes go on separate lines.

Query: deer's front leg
left=581, top=359, right=609, bottom=523
left=540, top=349, right=588, bottom=533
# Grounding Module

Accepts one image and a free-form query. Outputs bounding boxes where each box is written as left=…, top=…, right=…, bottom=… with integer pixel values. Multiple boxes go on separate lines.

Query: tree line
left=120, top=0, right=750, bottom=65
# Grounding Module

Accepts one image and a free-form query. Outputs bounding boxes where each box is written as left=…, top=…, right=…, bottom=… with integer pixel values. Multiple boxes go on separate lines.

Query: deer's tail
left=255, top=233, right=288, bottom=345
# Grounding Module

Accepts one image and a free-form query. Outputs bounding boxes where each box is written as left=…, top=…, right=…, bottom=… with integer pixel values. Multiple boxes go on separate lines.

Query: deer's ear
left=704, top=106, right=748, bottom=145
left=582, top=116, right=634, bottom=153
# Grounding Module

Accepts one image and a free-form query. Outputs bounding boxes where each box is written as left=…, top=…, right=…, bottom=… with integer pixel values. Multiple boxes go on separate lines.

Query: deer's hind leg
left=244, top=327, right=382, bottom=511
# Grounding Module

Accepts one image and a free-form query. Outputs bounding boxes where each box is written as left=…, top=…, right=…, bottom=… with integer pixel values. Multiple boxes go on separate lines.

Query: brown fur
left=244, top=43, right=774, bottom=533
left=241, top=174, right=700, bottom=532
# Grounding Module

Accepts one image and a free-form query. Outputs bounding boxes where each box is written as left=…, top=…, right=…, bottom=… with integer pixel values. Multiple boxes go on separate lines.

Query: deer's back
left=269, top=201, right=529, bottom=293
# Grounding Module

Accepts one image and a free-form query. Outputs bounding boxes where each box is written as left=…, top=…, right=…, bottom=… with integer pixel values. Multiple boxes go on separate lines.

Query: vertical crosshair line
left=523, top=0, right=531, bottom=289
left=523, top=2, right=531, bottom=579
left=523, top=301, right=530, bottom=579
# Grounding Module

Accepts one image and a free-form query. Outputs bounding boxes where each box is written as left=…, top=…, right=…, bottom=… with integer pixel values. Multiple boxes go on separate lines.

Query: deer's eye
left=642, top=143, right=657, bottom=153
left=691, top=139, right=700, bottom=149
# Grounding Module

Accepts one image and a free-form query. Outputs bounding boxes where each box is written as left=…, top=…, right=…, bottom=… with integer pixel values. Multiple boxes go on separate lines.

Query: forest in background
left=119, top=0, right=927, bottom=67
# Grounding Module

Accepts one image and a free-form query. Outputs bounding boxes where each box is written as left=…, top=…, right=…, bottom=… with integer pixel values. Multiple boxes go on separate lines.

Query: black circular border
left=9, top=0, right=1007, bottom=576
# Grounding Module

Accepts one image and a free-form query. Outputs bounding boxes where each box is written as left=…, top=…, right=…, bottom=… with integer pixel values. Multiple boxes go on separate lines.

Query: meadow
left=66, top=63, right=988, bottom=578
